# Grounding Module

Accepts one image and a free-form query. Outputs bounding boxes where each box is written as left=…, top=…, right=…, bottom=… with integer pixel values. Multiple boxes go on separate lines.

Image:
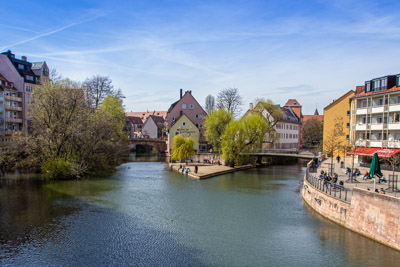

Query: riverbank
left=302, top=157, right=400, bottom=252
left=168, top=163, right=255, bottom=179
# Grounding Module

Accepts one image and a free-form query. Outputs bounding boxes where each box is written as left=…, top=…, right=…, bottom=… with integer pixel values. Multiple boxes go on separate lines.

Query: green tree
left=303, top=118, right=323, bottom=146
left=221, top=113, right=267, bottom=167
left=204, top=108, right=233, bottom=153
left=171, top=135, right=195, bottom=163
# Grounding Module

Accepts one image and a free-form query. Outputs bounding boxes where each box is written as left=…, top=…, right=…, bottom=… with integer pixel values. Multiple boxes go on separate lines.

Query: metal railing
left=305, top=169, right=350, bottom=202
left=256, top=148, right=299, bottom=154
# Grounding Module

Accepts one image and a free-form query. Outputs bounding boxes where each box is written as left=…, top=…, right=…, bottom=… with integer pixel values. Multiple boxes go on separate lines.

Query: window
left=397, top=76, right=400, bottom=87
left=18, top=64, right=24, bottom=70
left=196, top=123, right=199, bottom=128
left=175, top=131, right=180, bottom=136
left=346, top=123, right=350, bottom=128
left=182, top=121, right=186, bottom=126
left=182, top=104, right=186, bottom=109
left=189, top=104, right=194, bottom=109
left=172, top=117, right=176, bottom=121
left=366, top=82, right=371, bottom=92
left=347, top=111, right=350, bottom=116
left=199, top=124, right=203, bottom=128
left=199, top=114, right=203, bottom=118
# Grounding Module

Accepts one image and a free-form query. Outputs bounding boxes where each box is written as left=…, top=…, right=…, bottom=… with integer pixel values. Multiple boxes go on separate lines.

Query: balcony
left=387, top=140, right=400, bottom=148
left=5, top=118, right=23, bottom=123
left=370, top=124, right=383, bottom=130
left=388, top=123, right=400, bottom=130
left=4, top=95, right=22, bottom=102
left=355, top=140, right=367, bottom=146
left=5, top=105, right=22, bottom=111
left=5, top=129, right=22, bottom=135
left=389, top=103, right=400, bottom=112
left=356, top=108, right=368, bottom=115
left=355, top=124, right=367, bottom=131
left=371, top=106, right=384, bottom=114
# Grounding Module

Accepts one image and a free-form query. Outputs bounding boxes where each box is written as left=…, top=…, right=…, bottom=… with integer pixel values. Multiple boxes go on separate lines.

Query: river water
left=1, top=158, right=400, bottom=266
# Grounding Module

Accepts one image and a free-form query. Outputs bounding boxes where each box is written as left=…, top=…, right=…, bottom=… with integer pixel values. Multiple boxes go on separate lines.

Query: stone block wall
left=303, top=178, right=400, bottom=251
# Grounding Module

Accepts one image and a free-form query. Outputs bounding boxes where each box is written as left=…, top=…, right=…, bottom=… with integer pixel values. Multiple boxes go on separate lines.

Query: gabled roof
left=31, top=62, right=45, bottom=69
left=167, top=90, right=207, bottom=115
left=280, top=107, right=300, bottom=124
left=284, top=99, right=302, bottom=107
left=126, top=116, right=143, bottom=124
left=324, top=90, right=355, bottom=110
left=148, top=115, right=165, bottom=124
left=170, top=112, right=198, bottom=129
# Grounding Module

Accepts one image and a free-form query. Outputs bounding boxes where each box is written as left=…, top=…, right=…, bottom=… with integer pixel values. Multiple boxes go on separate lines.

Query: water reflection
left=1, top=161, right=400, bottom=266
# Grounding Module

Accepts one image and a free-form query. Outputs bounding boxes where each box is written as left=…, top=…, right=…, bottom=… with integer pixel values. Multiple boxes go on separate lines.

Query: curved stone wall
left=303, top=177, right=400, bottom=251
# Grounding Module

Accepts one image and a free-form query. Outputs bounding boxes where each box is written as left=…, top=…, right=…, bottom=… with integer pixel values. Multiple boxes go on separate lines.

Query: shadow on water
left=0, top=176, right=205, bottom=266
left=129, top=152, right=166, bottom=162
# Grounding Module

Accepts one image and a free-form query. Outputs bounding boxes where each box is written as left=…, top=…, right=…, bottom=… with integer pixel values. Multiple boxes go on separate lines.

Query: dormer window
left=381, top=78, right=387, bottom=90
left=18, top=64, right=24, bottom=70
left=397, top=75, right=400, bottom=87
left=366, top=81, right=371, bottom=92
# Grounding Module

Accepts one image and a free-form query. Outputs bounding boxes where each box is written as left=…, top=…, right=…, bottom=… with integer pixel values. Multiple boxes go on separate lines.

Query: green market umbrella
left=370, top=152, right=383, bottom=178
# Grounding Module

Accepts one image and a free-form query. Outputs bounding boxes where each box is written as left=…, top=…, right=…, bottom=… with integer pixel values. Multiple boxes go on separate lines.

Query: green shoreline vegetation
left=0, top=74, right=128, bottom=179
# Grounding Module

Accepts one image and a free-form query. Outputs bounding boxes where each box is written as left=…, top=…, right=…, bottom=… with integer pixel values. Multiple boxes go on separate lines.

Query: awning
left=347, top=147, right=400, bottom=158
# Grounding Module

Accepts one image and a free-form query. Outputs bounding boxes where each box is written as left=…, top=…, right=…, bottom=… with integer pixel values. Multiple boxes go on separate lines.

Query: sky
left=1, top=0, right=400, bottom=115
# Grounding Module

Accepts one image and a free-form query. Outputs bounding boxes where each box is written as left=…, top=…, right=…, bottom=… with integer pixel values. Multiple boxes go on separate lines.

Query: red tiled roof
left=347, top=147, right=400, bottom=158
left=354, top=86, right=400, bottom=98
left=125, top=111, right=167, bottom=121
left=284, top=99, right=301, bottom=107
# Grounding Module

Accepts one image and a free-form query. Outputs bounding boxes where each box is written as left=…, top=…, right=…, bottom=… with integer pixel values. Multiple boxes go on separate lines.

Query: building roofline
left=324, top=90, right=355, bottom=110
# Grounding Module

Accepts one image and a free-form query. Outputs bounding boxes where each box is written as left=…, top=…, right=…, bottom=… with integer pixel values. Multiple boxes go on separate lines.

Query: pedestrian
left=336, top=155, right=341, bottom=163
left=194, top=165, right=198, bottom=174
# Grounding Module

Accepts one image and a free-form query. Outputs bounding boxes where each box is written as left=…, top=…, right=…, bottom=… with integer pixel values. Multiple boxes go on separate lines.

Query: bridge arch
left=130, top=138, right=167, bottom=155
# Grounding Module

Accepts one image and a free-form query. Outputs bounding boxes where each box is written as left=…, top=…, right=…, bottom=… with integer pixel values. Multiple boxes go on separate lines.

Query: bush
left=41, top=158, right=73, bottom=179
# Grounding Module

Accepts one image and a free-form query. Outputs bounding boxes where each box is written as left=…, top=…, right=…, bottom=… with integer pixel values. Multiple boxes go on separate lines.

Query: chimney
left=356, top=86, right=365, bottom=94
left=180, top=89, right=183, bottom=99
left=249, top=103, right=253, bottom=110
left=21, top=56, right=27, bottom=61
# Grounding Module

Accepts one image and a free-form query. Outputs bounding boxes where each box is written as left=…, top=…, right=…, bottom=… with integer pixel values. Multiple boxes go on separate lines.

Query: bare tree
left=216, top=88, right=243, bottom=116
left=324, top=116, right=345, bottom=175
left=82, top=75, right=116, bottom=109
left=205, top=94, right=215, bottom=113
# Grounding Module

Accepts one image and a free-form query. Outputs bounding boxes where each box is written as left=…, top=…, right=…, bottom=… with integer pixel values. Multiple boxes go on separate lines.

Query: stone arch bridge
left=130, top=138, right=167, bottom=155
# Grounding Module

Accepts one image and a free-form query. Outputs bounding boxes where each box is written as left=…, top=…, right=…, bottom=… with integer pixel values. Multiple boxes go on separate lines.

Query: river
left=1, top=157, right=400, bottom=266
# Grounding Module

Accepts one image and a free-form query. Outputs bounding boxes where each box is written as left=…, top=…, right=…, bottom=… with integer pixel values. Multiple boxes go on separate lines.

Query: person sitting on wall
left=332, top=173, right=338, bottom=184
left=362, top=171, right=369, bottom=180
left=353, top=168, right=361, bottom=177
left=319, top=170, right=325, bottom=180
left=194, top=165, right=198, bottom=174
left=182, top=166, right=185, bottom=173
left=379, top=188, right=385, bottom=194
left=185, top=168, right=190, bottom=174
left=345, top=167, right=351, bottom=175
left=379, top=175, right=387, bottom=183
left=178, top=165, right=183, bottom=172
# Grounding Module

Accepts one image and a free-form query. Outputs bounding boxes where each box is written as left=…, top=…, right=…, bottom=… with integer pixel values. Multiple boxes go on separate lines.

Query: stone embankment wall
left=303, top=178, right=400, bottom=251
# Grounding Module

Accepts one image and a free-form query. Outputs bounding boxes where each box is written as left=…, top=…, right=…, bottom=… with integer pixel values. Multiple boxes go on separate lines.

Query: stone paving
left=314, top=157, right=400, bottom=199
left=169, top=163, right=254, bottom=179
